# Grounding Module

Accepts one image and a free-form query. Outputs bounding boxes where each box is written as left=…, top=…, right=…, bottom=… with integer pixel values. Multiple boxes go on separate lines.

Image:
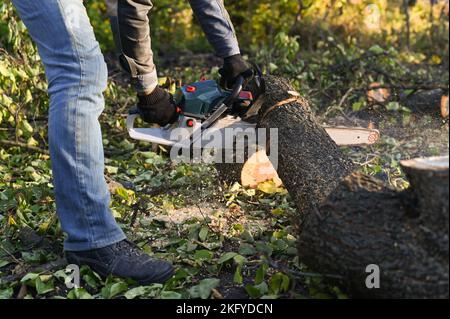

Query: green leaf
left=268, top=273, right=290, bottom=295
left=189, top=278, right=220, bottom=299
left=257, top=181, right=286, bottom=194
left=21, top=120, right=33, bottom=133
left=233, top=254, right=247, bottom=266
left=240, top=230, right=254, bottom=243
left=255, top=242, right=273, bottom=256
left=105, top=165, right=118, bottom=175
left=0, top=287, right=14, bottom=299
left=110, top=282, right=128, bottom=298
left=239, top=244, right=256, bottom=256
left=35, top=277, right=54, bottom=295
left=352, top=100, right=365, bottom=112
left=369, top=45, right=385, bottom=55
left=269, top=63, right=278, bottom=72
left=233, top=265, right=243, bottom=285
left=67, top=288, right=93, bottom=299
left=255, top=264, right=269, bottom=285
left=124, top=284, right=163, bottom=299
left=194, top=250, right=213, bottom=262
left=198, top=227, right=209, bottom=242
left=245, top=282, right=268, bottom=299
left=160, top=291, right=182, bottom=299
left=20, top=272, right=39, bottom=283
left=386, top=101, right=401, bottom=111
left=0, top=62, right=12, bottom=77
left=0, top=259, right=11, bottom=268
left=245, top=285, right=261, bottom=299
left=173, top=268, right=190, bottom=281
left=217, top=252, right=237, bottom=264
left=115, top=186, right=129, bottom=201
left=271, top=208, right=284, bottom=216
left=124, top=286, right=150, bottom=299
left=102, top=281, right=128, bottom=299
left=83, top=273, right=101, bottom=289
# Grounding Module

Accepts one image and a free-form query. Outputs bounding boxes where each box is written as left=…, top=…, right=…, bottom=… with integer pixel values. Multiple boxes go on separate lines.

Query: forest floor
left=0, top=54, right=448, bottom=299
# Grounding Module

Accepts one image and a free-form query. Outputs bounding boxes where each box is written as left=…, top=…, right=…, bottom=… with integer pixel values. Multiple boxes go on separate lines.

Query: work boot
left=65, top=239, right=174, bottom=285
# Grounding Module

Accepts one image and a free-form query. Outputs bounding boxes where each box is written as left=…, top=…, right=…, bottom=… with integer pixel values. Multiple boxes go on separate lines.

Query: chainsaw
left=127, top=70, right=380, bottom=148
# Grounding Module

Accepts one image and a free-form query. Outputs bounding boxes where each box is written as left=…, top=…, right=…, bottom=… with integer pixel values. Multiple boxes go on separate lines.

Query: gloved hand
left=219, top=54, right=254, bottom=89
left=137, top=86, right=179, bottom=126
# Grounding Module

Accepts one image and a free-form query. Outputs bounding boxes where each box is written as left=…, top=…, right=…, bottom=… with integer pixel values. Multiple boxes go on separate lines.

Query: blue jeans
left=12, top=0, right=126, bottom=251
left=106, top=0, right=240, bottom=94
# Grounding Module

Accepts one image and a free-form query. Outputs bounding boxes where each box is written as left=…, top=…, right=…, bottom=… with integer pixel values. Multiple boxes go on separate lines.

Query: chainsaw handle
left=223, top=76, right=244, bottom=107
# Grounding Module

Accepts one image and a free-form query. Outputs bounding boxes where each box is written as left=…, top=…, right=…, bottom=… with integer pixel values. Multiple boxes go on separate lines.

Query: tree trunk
left=216, top=76, right=449, bottom=298
left=216, top=76, right=354, bottom=209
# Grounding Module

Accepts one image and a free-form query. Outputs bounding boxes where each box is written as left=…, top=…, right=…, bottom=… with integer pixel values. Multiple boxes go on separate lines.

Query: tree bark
left=216, top=76, right=354, bottom=205
left=298, top=169, right=449, bottom=298
left=216, top=76, right=449, bottom=298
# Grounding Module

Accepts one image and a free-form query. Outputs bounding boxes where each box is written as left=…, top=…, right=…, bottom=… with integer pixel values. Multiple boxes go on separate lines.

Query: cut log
left=240, top=150, right=283, bottom=189
left=216, top=76, right=449, bottom=298
left=217, top=76, right=355, bottom=213
left=367, top=82, right=391, bottom=104
left=217, top=125, right=379, bottom=188
left=441, top=95, right=449, bottom=119
left=402, top=89, right=446, bottom=117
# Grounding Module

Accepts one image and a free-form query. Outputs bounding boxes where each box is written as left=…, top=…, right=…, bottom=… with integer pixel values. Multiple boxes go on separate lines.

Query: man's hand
left=219, top=54, right=254, bottom=89
left=137, top=86, right=178, bottom=126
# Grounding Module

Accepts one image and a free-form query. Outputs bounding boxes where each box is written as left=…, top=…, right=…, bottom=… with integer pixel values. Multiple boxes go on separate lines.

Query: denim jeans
left=12, top=0, right=126, bottom=251
left=107, top=0, right=241, bottom=94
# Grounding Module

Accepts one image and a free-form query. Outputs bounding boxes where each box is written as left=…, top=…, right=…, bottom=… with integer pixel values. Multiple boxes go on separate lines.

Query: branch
left=0, top=139, right=49, bottom=155
left=266, top=257, right=344, bottom=280
left=361, top=84, right=448, bottom=92
left=0, top=258, right=67, bottom=286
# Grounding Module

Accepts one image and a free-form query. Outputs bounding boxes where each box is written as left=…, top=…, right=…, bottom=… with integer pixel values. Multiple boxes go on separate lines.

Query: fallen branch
left=0, top=140, right=49, bottom=155
left=0, top=258, right=67, bottom=287
left=266, top=257, right=344, bottom=280
left=359, top=84, right=448, bottom=92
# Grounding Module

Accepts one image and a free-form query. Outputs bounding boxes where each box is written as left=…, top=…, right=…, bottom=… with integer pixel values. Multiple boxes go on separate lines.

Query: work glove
left=219, top=54, right=254, bottom=89
left=137, top=86, right=179, bottom=126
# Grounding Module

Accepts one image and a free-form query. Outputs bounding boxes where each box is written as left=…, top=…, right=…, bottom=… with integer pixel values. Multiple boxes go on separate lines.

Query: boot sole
left=66, top=255, right=175, bottom=285
left=138, top=266, right=175, bottom=285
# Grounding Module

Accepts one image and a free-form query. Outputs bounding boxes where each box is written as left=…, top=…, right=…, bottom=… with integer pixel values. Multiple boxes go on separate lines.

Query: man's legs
left=12, top=0, right=126, bottom=251
left=107, top=0, right=241, bottom=94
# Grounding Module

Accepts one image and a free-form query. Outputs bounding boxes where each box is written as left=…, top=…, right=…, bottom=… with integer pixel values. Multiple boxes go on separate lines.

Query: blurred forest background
left=0, top=0, right=448, bottom=299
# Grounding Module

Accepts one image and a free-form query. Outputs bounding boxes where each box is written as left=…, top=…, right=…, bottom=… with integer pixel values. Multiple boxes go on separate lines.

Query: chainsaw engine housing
left=175, top=80, right=252, bottom=119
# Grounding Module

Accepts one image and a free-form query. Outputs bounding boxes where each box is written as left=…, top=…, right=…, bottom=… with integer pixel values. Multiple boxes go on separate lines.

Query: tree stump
left=216, top=76, right=449, bottom=298
left=298, top=164, right=449, bottom=299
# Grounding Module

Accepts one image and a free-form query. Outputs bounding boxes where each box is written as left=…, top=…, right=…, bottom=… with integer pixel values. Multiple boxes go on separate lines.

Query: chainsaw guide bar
left=128, top=113, right=380, bottom=148
left=127, top=70, right=380, bottom=149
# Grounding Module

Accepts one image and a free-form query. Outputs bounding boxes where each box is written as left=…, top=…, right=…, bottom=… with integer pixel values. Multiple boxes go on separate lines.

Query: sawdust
left=147, top=204, right=271, bottom=236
